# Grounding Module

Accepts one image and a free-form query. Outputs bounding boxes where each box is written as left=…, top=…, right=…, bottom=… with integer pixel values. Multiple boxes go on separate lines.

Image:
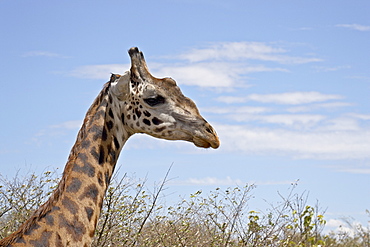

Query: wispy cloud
left=314, top=65, right=351, bottom=72
left=216, top=96, right=250, bottom=104
left=287, top=102, right=352, bottom=113
left=67, top=42, right=319, bottom=88
left=68, top=64, right=129, bottom=80
left=337, top=24, right=370, bottom=32
left=126, top=102, right=370, bottom=160
left=296, top=27, right=313, bottom=31
left=152, top=63, right=240, bottom=88
left=153, top=62, right=287, bottom=88
left=207, top=89, right=370, bottom=160
left=317, top=117, right=362, bottom=131
left=61, top=44, right=370, bottom=162
left=173, top=176, right=244, bottom=186
left=324, top=218, right=364, bottom=236
left=197, top=90, right=369, bottom=160
left=50, top=120, right=82, bottom=130
left=22, top=51, right=69, bottom=58
left=170, top=176, right=293, bottom=186
left=349, top=113, right=370, bottom=120
left=246, top=92, right=343, bottom=105
left=177, top=42, right=322, bottom=64
left=337, top=167, right=370, bottom=175
left=204, top=106, right=326, bottom=127
left=215, top=124, right=370, bottom=160
left=229, top=114, right=326, bottom=127
left=202, top=106, right=270, bottom=115
left=217, top=92, right=343, bottom=105
left=68, top=61, right=286, bottom=88
left=29, top=120, right=82, bottom=147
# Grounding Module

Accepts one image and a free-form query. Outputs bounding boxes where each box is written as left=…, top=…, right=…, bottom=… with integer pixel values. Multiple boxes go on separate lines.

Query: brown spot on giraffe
left=106, top=120, right=114, bottom=131
left=81, top=139, right=91, bottom=149
left=85, top=207, right=94, bottom=222
left=58, top=214, right=86, bottom=242
left=72, top=160, right=95, bottom=178
left=15, top=237, right=26, bottom=244
left=113, top=136, right=120, bottom=150
left=101, top=126, right=108, bottom=141
left=44, top=213, right=54, bottom=226
left=90, top=146, right=99, bottom=162
left=152, top=117, right=163, bottom=125
left=24, top=223, right=40, bottom=236
left=62, top=196, right=79, bottom=215
left=98, top=146, right=105, bottom=165
left=29, top=231, right=52, bottom=247
left=108, top=108, right=114, bottom=119
left=66, top=177, right=82, bottom=193
left=79, top=184, right=99, bottom=204
left=97, top=171, right=104, bottom=186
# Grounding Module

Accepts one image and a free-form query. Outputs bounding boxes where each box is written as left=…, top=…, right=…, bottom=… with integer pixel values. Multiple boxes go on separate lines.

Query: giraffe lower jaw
left=193, top=136, right=219, bottom=149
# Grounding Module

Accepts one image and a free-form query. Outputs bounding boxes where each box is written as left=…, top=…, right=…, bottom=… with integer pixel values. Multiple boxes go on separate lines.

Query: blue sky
left=1, top=1, right=369, bottom=232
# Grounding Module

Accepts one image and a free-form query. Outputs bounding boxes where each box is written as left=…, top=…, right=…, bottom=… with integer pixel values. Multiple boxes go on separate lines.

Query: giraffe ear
left=111, top=71, right=130, bottom=100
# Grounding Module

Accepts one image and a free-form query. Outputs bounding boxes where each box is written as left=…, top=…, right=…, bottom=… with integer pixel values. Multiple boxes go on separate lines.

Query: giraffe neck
left=0, top=83, right=131, bottom=246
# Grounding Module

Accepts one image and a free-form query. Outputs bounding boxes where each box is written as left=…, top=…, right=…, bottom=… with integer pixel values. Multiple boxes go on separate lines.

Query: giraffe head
left=110, top=47, right=220, bottom=149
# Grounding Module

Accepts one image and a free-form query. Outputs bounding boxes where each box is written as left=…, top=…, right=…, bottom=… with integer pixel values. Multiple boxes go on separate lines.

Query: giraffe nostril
left=206, top=127, right=213, bottom=134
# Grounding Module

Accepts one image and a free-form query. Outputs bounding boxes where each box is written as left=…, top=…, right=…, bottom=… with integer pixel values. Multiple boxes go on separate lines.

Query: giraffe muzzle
left=193, top=136, right=220, bottom=149
left=193, top=122, right=220, bottom=149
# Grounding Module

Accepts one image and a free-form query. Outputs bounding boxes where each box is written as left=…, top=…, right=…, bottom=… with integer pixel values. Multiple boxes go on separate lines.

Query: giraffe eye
left=144, top=95, right=165, bottom=106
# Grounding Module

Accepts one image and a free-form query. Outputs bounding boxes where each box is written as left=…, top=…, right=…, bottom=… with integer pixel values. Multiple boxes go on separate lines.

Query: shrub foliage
left=0, top=170, right=368, bottom=246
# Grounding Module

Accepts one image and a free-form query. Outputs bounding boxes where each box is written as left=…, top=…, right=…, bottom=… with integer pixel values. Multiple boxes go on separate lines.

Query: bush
left=0, top=170, right=58, bottom=239
left=0, top=170, right=369, bottom=246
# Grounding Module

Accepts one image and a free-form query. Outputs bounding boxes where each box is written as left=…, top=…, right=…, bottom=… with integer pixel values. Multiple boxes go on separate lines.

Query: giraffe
left=0, top=47, right=219, bottom=247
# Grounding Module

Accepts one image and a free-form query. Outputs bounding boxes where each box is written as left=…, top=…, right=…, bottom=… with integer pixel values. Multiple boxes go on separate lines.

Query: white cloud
left=317, top=117, right=361, bottom=131
left=349, top=113, right=370, bottom=120
left=229, top=114, right=326, bottom=127
left=170, top=176, right=292, bottom=186
left=249, top=92, right=343, bottom=105
left=178, top=42, right=322, bottom=64
left=325, top=218, right=365, bottom=237
left=202, top=106, right=270, bottom=115
left=204, top=105, right=327, bottom=128
left=68, top=42, right=320, bottom=89
left=124, top=100, right=370, bottom=160
left=174, top=176, right=244, bottom=186
left=297, top=27, right=313, bottom=31
left=153, top=63, right=237, bottom=87
left=178, top=42, right=285, bottom=62
left=314, top=65, right=351, bottom=72
left=256, top=180, right=295, bottom=186
left=348, top=75, right=370, bottom=81
left=287, top=102, right=352, bottom=113
left=69, top=62, right=286, bottom=88
left=215, top=124, right=370, bottom=160
left=22, top=51, right=68, bottom=58
left=337, top=24, right=370, bottom=32
left=217, top=92, right=343, bottom=105
left=50, top=120, right=82, bottom=130
left=152, top=62, right=286, bottom=88
left=69, top=64, right=129, bottom=80
left=326, top=219, right=345, bottom=229
left=337, top=168, right=370, bottom=174
left=217, top=96, right=249, bottom=104
left=332, top=160, right=370, bottom=174
left=29, top=120, right=82, bottom=147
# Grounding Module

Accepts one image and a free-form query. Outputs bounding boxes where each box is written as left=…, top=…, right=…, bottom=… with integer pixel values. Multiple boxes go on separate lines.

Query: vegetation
left=0, top=169, right=369, bottom=246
